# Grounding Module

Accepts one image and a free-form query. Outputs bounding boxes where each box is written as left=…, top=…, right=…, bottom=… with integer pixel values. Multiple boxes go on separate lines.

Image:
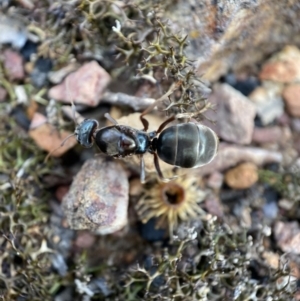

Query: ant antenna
left=44, top=78, right=78, bottom=163
left=44, top=132, right=76, bottom=163
left=66, top=77, right=78, bottom=126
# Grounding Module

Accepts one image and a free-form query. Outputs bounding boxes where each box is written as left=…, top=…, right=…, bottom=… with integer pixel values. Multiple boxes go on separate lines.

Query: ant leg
left=153, top=152, right=180, bottom=182
left=140, top=112, right=149, bottom=132
left=104, top=113, right=118, bottom=125
left=156, top=115, right=176, bottom=134
left=44, top=133, right=75, bottom=163
left=153, top=153, right=168, bottom=182
left=140, top=155, right=146, bottom=183
left=139, top=81, right=182, bottom=131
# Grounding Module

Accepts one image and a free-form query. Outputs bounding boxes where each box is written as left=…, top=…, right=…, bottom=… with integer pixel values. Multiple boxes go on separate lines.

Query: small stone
left=204, top=196, right=223, bottom=218
left=225, top=162, right=258, bottom=189
left=29, top=113, right=77, bottom=157
left=252, top=126, right=283, bottom=144
left=240, top=207, right=252, bottom=228
left=0, top=86, right=7, bottom=102
left=205, top=83, right=256, bottom=144
left=55, top=185, right=70, bottom=203
left=48, top=61, right=111, bottom=107
left=283, top=83, right=300, bottom=117
left=259, top=45, right=300, bottom=83
left=31, top=57, right=53, bottom=88
left=263, top=201, right=278, bottom=220
left=75, top=231, right=96, bottom=249
left=62, top=156, right=129, bottom=235
left=0, top=15, right=27, bottom=48
left=278, top=198, right=295, bottom=211
left=14, top=85, right=28, bottom=104
left=262, top=251, right=279, bottom=269
left=249, top=83, right=284, bottom=125
left=29, top=112, right=47, bottom=129
left=3, top=49, right=24, bottom=80
left=206, top=172, right=224, bottom=190
left=11, top=106, right=31, bottom=130
left=274, top=221, right=300, bottom=254
left=20, top=40, right=38, bottom=61
left=291, top=118, right=300, bottom=133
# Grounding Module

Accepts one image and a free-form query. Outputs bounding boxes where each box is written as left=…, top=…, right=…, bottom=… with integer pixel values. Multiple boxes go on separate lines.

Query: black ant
left=71, top=104, right=218, bottom=182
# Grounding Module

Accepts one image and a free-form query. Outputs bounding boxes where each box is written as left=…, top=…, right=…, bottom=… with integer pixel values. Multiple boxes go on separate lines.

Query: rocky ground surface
left=1, top=0, right=300, bottom=300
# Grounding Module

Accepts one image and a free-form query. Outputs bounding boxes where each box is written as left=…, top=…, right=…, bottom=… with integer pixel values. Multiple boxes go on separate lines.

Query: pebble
left=195, top=143, right=282, bottom=176
left=3, top=49, right=24, bottom=80
left=206, top=83, right=256, bottom=144
left=20, top=40, right=38, bottom=61
left=225, top=162, right=258, bottom=189
left=204, top=196, right=223, bottom=218
left=29, top=112, right=77, bottom=157
left=263, top=200, right=278, bottom=220
left=283, top=83, right=300, bottom=117
left=14, top=85, right=28, bottom=104
left=62, top=156, right=129, bottom=235
left=252, top=126, right=283, bottom=144
left=11, top=105, right=31, bottom=130
left=48, top=61, right=111, bottom=107
left=0, top=15, right=27, bottom=48
left=291, top=118, right=300, bottom=133
left=74, top=231, right=96, bottom=249
left=274, top=221, right=300, bottom=254
left=55, top=185, right=70, bottom=203
left=262, top=251, right=280, bottom=269
left=31, top=57, right=53, bottom=88
left=206, top=172, right=224, bottom=190
left=259, top=45, right=300, bottom=83
left=249, top=83, right=284, bottom=125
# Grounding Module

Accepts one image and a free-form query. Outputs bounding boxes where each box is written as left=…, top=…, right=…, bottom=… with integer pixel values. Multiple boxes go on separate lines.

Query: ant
left=72, top=104, right=219, bottom=182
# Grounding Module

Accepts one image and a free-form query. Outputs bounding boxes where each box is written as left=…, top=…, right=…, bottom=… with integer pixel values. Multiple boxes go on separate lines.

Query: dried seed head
left=135, top=174, right=206, bottom=235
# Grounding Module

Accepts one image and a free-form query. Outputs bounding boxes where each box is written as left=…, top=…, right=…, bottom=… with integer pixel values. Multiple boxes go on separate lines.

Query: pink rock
left=205, top=83, right=256, bottom=144
left=62, top=156, right=129, bottom=234
left=259, top=45, right=300, bottom=83
left=3, top=49, right=24, bottom=80
left=29, top=112, right=47, bottom=129
left=48, top=61, right=111, bottom=107
left=205, top=196, right=223, bottom=218
left=283, top=83, right=300, bottom=117
left=274, top=221, right=300, bottom=254
left=194, top=143, right=282, bottom=176
left=29, top=112, right=77, bottom=157
left=249, top=83, right=284, bottom=125
left=206, top=172, right=224, bottom=190
left=252, top=126, right=283, bottom=144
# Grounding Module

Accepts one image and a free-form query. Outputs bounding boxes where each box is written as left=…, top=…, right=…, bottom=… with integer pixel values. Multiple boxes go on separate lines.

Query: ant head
left=74, top=119, right=99, bottom=148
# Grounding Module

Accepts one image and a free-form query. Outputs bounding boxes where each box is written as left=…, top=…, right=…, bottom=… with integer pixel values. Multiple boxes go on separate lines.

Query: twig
left=101, top=91, right=156, bottom=111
